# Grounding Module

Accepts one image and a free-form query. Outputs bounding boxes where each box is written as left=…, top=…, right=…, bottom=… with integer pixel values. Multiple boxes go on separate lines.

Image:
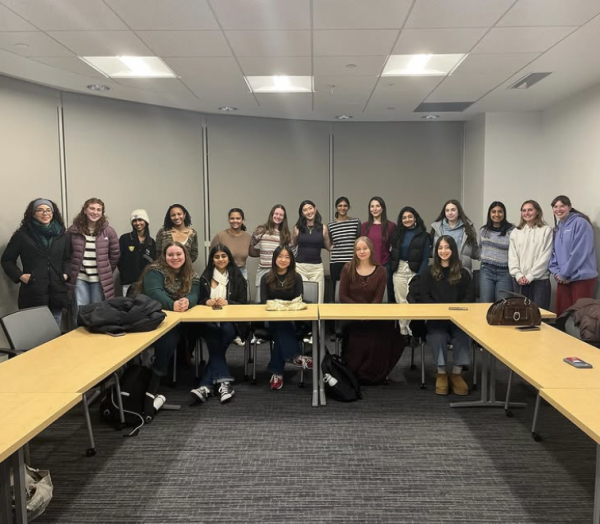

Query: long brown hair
left=137, top=241, right=195, bottom=298
left=346, top=236, right=378, bottom=283
left=364, top=196, right=391, bottom=242
left=517, top=200, right=546, bottom=229
left=265, top=245, right=297, bottom=290
left=430, top=235, right=463, bottom=285
left=72, top=198, right=108, bottom=235
left=431, top=199, right=477, bottom=246
left=255, top=204, right=291, bottom=245
left=550, top=195, right=591, bottom=226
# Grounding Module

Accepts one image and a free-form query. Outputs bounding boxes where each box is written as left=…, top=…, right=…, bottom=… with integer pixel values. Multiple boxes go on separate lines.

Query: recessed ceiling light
left=382, top=54, right=467, bottom=76
left=219, top=106, right=238, bottom=112
left=336, top=115, right=353, bottom=120
left=245, top=75, right=313, bottom=93
left=422, top=114, right=440, bottom=120
left=387, top=107, right=395, bottom=110
left=14, top=43, right=29, bottom=49
left=345, top=64, right=357, bottom=69
left=87, top=84, right=110, bottom=92
left=79, top=56, right=176, bottom=78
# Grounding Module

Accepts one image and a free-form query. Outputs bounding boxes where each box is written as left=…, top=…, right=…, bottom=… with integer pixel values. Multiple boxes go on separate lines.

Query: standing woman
left=420, top=235, right=473, bottom=396
left=260, top=245, right=312, bottom=390
left=390, top=206, right=431, bottom=336
left=327, top=197, right=361, bottom=300
left=478, top=201, right=515, bottom=302
left=210, top=208, right=251, bottom=281
left=67, top=198, right=119, bottom=319
left=549, top=195, right=598, bottom=317
left=118, top=209, right=156, bottom=297
left=249, top=204, right=291, bottom=303
left=2, top=199, right=70, bottom=327
left=430, top=199, right=480, bottom=274
left=190, top=244, right=248, bottom=404
left=155, top=204, right=198, bottom=263
left=361, top=196, right=396, bottom=302
left=292, top=200, right=331, bottom=303
left=508, top=200, right=553, bottom=310
left=139, top=242, right=200, bottom=377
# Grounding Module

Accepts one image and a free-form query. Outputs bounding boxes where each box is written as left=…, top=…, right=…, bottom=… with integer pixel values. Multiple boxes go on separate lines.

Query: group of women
left=2, top=194, right=597, bottom=400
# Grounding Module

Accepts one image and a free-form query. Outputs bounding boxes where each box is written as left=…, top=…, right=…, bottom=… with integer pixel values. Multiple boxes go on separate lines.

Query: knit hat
left=131, top=209, right=150, bottom=225
left=33, top=199, right=54, bottom=212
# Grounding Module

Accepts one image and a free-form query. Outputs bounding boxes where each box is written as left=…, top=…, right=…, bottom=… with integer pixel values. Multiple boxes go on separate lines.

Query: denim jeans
left=267, top=321, right=301, bottom=375
left=152, top=325, right=180, bottom=377
left=197, top=322, right=236, bottom=387
left=239, top=267, right=248, bottom=280
left=512, top=279, right=551, bottom=311
left=479, top=263, right=513, bottom=302
left=426, top=320, right=471, bottom=368
left=74, top=279, right=104, bottom=325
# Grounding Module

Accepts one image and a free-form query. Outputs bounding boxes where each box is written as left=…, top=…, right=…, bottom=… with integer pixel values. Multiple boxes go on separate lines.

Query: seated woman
left=420, top=235, right=474, bottom=396
left=139, top=242, right=200, bottom=377
left=190, top=244, right=248, bottom=404
left=339, top=236, right=404, bottom=384
left=260, top=245, right=313, bottom=390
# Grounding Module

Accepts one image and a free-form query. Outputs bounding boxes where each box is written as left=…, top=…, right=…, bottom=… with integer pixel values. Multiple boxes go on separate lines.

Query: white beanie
left=130, top=209, right=150, bottom=225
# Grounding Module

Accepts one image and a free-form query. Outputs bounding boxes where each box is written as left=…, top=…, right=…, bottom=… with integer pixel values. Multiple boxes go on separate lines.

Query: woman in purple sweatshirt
left=549, top=195, right=598, bottom=316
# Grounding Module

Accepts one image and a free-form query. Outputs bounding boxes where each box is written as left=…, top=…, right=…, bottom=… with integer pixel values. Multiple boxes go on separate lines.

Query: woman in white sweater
left=508, top=200, right=553, bottom=309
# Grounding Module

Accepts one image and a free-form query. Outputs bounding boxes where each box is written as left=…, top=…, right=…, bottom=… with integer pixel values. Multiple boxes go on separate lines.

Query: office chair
left=1, top=306, right=125, bottom=457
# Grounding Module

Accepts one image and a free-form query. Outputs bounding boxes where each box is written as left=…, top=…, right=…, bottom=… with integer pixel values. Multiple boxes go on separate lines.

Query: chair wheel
left=410, top=364, right=417, bottom=370
left=505, top=409, right=513, bottom=418
left=86, top=448, right=97, bottom=457
left=471, top=384, right=478, bottom=391
left=420, top=384, right=426, bottom=390
left=299, top=382, right=304, bottom=388
left=244, top=374, right=249, bottom=382
left=250, top=379, right=257, bottom=385
left=532, top=432, right=542, bottom=442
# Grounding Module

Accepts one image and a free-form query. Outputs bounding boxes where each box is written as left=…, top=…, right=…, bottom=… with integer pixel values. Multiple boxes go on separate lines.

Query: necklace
left=276, top=274, right=286, bottom=287
left=307, top=226, right=314, bottom=234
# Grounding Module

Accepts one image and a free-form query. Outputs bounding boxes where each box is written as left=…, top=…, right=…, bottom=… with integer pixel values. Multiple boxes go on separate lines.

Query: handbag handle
left=498, top=289, right=531, bottom=305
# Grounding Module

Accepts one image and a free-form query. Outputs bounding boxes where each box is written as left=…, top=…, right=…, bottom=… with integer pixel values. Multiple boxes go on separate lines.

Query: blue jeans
left=479, top=263, right=513, bottom=302
left=426, top=320, right=471, bottom=368
left=512, top=279, right=551, bottom=311
left=197, top=322, right=235, bottom=387
left=267, top=321, right=301, bottom=375
left=152, top=326, right=180, bottom=377
left=74, top=279, right=104, bottom=324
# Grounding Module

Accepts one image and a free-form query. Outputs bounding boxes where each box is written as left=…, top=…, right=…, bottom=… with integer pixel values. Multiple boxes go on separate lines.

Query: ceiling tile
left=30, top=56, right=106, bottom=77
left=0, top=32, right=73, bottom=57
left=236, top=56, right=311, bottom=76
left=314, top=75, right=378, bottom=103
left=405, top=0, right=515, bottom=28
left=313, top=30, right=398, bottom=56
left=367, top=76, right=442, bottom=109
left=0, top=4, right=37, bottom=31
left=210, top=0, right=310, bottom=30
left=113, top=77, right=194, bottom=95
left=136, top=31, right=231, bottom=57
left=499, top=0, right=600, bottom=27
left=313, top=0, right=412, bottom=30
left=226, top=30, right=310, bottom=57
left=473, top=27, right=576, bottom=54
left=0, top=0, right=128, bottom=30
left=456, top=53, right=540, bottom=74
left=393, top=28, right=487, bottom=54
left=47, top=31, right=153, bottom=56
left=313, top=55, right=387, bottom=76
left=426, top=72, right=513, bottom=102
left=163, top=57, right=243, bottom=82
left=103, top=0, right=219, bottom=30
left=254, top=92, right=313, bottom=112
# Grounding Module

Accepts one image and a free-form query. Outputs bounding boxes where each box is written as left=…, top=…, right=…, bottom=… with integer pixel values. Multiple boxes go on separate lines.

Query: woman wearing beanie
left=118, top=209, right=156, bottom=297
left=2, top=198, right=71, bottom=327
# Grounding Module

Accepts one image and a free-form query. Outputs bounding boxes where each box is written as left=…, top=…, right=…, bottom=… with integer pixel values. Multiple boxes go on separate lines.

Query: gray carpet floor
left=30, top=341, right=597, bottom=524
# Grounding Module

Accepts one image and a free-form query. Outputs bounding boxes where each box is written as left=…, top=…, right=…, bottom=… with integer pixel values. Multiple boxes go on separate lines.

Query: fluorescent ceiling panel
left=79, top=56, right=176, bottom=78
left=245, top=75, right=313, bottom=93
left=382, top=54, right=467, bottom=76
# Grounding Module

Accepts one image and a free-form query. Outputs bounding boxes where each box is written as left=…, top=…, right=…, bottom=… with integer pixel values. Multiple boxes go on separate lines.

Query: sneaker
left=190, top=385, right=212, bottom=403
left=292, top=355, right=313, bottom=370
left=233, top=336, right=245, bottom=346
left=270, top=374, right=283, bottom=390
left=435, top=373, right=449, bottom=395
left=250, top=336, right=264, bottom=345
left=218, top=382, right=235, bottom=403
left=450, top=373, right=469, bottom=396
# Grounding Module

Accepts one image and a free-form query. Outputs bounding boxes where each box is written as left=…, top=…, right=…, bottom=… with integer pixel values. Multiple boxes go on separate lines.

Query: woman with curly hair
left=155, top=203, right=199, bottom=263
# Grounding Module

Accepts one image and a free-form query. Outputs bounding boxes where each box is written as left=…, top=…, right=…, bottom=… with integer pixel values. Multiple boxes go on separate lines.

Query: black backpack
left=321, top=349, right=362, bottom=402
left=100, top=365, right=162, bottom=436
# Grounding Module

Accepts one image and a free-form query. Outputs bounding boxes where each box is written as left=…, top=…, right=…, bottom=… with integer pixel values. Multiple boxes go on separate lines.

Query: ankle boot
left=450, top=373, right=469, bottom=396
left=435, top=373, right=449, bottom=395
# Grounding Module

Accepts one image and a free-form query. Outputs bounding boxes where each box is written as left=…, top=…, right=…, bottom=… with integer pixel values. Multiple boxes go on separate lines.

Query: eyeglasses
left=35, top=209, right=53, bottom=215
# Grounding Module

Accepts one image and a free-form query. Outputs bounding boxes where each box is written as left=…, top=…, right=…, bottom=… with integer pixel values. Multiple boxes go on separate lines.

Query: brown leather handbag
left=486, top=291, right=542, bottom=326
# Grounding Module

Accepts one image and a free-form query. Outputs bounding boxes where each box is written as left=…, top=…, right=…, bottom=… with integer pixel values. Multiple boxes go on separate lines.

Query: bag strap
left=498, top=289, right=531, bottom=304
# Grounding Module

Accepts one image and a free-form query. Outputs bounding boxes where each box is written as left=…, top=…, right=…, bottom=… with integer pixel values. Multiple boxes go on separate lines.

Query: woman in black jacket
left=190, top=244, right=248, bottom=405
left=1, top=198, right=71, bottom=327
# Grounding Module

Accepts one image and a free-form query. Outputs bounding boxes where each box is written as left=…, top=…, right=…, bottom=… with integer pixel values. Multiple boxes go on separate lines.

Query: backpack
left=321, top=349, right=362, bottom=402
left=100, top=365, right=162, bottom=436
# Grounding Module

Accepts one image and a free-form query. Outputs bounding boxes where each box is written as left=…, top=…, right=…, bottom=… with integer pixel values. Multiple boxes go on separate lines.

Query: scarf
left=29, top=220, right=63, bottom=249
left=211, top=269, right=229, bottom=300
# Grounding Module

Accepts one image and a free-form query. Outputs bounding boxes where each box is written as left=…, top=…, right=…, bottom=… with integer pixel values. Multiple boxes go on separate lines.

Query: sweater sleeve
left=155, top=228, right=165, bottom=260
left=459, top=270, right=474, bottom=303
left=527, top=226, right=553, bottom=282
left=188, top=229, right=199, bottom=263
left=295, top=274, right=304, bottom=299
left=372, top=266, right=386, bottom=303
left=339, top=265, right=356, bottom=304
left=185, top=279, right=200, bottom=307
left=508, top=231, right=522, bottom=280
left=560, top=219, right=594, bottom=280
left=143, top=270, right=174, bottom=310
left=1, top=232, right=24, bottom=283
left=260, top=272, right=269, bottom=304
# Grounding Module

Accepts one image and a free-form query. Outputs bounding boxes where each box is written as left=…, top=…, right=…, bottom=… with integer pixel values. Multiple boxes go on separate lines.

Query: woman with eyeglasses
left=2, top=198, right=71, bottom=327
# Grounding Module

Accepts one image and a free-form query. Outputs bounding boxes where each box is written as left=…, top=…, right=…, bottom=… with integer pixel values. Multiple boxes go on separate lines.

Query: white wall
left=463, top=114, right=486, bottom=225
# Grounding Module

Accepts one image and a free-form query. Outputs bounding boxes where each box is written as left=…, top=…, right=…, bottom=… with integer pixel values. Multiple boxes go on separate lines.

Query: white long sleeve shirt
left=508, top=224, right=553, bottom=282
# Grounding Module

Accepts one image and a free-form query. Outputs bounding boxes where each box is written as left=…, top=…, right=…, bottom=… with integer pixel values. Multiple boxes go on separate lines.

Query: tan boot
left=435, top=373, right=449, bottom=395
left=450, top=373, right=469, bottom=396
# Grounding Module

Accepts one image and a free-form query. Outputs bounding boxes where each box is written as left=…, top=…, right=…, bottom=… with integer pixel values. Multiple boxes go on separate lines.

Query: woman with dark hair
left=292, top=200, right=331, bottom=303
left=327, top=196, right=361, bottom=299
left=139, top=242, right=200, bottom=377
left=210, top=208, right=251, bottom=280
left=340, top=237, right=404, bottom=384
left=508, top=200, right=553, bottom=309
left=67, top=198, right=119, bottom=319
left=260, top=245, right=312, bottom=390
left=390, top=206, right=431, bottom=336
left=118, top=209, right=156, bottom=297
left=249, top=204, right=292, bottom=303
left=2, top=198, right=71, bottom=326
left=549, top=195, right=598, bottom=316
left=155, top=204, right=198, bottom=263
left=420, top=235, right=473, bottom=396
left=190, top=244, right=248, bottom=404
left=430, top=199, right=480, bottom=274
left=478, top=201, right=515, bottom=302
left=361, top=196, right=396, bottom=302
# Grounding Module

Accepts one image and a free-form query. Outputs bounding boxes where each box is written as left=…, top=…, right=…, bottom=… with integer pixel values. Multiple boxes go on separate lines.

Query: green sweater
left=142, top=269, right=200, bottom=310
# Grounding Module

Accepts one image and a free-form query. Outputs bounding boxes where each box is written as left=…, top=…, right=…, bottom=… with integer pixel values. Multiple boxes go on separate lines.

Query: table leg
left=594, top=445, right=600, bottom=524
left=319, top=319, right=327, bottom=406
left=312, top=319, right=319, bottom=407
left=12, top=448, right=27, bottom=524
left=0, top=458, right=12, bottom=524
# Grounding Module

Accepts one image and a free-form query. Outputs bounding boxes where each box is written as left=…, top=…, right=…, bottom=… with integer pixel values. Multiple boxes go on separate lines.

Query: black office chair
left=1, top=306, right=125, bottom=457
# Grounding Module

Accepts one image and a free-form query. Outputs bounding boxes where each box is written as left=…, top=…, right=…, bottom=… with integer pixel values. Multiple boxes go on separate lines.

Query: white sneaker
left=233, top=336, right=245, bottom=346
left=218, top=382, right=235, bottom=403
left=190, top=386, right=212, bottom=403
left=250, top=336, right=264, bottom=344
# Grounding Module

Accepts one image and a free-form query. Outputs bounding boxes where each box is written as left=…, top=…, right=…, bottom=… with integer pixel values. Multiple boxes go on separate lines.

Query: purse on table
left=486, top=291, right=542, bottom=326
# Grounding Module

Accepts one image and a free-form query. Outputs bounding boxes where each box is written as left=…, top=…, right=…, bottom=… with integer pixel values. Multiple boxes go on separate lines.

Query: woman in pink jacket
left=67, top=198, right=119, bottom=321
